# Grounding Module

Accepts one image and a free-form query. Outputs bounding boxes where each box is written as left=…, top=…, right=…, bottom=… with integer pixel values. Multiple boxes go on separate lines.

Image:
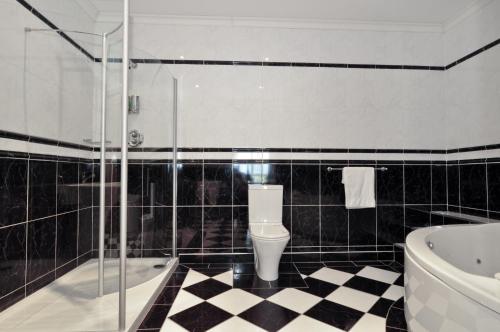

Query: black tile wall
left=432, top=164, right=447, bottom=205
left=169, top=160, right=459, bottom=258
left=0, top=224, right=26, bottom=300
left=292, top=165, right=320, bottom=205
left=459, top=164, right=487, bottom=211
left=204, top=164, right=232, bottom=205
left=0, top=159, right=27, bottom=227
left=377, top=206, right=405, bottom=245
left=143, top=163, right=173, bottom=206
left=447, top=165, right=460, bottom=206
left=349, top=209, right=377, bottom=246
left=488, top=163, right=500, bottom=212
left=404, top=164, right=431, bottom=204
left=2, top=151, right=498, bottom=312
left=320, top=206, right=348, bottom=247
left=292, top=206, right=320, bottom=247
left=27, top=216, right=56, bottom=283
left=0, top=156, right=94, bottom=312
left=177, top=164, right=203, bottom=206
left=29, top=160, right=57, bottom=220
left=376, top=165, right=404, bottom=205
left=56, top=211, right=78, bottom=268
left=57, top=162, right=79, bottom=213
left=321, top=164, right=346, bottom=205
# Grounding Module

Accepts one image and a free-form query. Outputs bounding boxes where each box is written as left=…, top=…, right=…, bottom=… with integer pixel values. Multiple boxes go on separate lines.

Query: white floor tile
left=279, top=315, right=344, bottom=332
left=207, top=289, right=263, bottom=315
left=160, top=318, right=189, bottom=332
left=212, top=270, right=233, bottom=286
left=326, top=287, right=379, bottom=312
left=349, top=313, right=386, bottom=332
left=356, top=266, right=400, bottom=284
left=167, top=289, right=204, bottom=317
left=267, top=288, right=322, bottom=314
left=207, top=316, right=267, bottom=332
left=382, top=285, right=404, bottom=301
left=309, top=267, right=354, bottom=285
left=181, top=269, right=210, bottom=288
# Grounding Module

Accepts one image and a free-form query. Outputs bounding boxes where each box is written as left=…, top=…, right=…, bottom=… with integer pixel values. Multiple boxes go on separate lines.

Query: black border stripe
left=2, top=128, right=500, bottom=155
left=0, top=130, right=94, bottom=151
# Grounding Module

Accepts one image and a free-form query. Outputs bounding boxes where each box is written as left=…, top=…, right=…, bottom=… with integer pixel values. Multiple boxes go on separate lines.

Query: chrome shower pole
left=172, top=78, right=178, bottom=258
left=119, top=0, right=129, bottom=330
left=98, top=32, right=108, bottom=298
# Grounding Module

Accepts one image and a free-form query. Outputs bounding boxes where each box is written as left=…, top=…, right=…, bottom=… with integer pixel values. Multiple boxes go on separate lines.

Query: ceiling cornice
left=443, top=0, right=493, bottom=31
left=93, top=0, right=496, bottom=34
left=96, top=13, right=444, bottom=33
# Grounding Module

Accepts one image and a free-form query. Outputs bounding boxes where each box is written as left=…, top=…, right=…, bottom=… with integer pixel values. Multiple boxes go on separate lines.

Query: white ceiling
left=88, top=0, right=487, bottom=25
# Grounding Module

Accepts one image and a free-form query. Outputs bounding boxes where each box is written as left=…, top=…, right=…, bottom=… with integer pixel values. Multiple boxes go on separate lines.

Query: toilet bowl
left=248, top=185, right=290, bottom=281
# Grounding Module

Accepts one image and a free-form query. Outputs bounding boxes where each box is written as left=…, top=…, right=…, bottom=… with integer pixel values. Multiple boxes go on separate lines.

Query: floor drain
left=154, top=264, right=166, bottom=269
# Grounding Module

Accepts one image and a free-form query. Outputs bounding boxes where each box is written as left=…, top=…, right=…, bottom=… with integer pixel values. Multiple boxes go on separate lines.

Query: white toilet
left=248, top=184, right=290, bottom=281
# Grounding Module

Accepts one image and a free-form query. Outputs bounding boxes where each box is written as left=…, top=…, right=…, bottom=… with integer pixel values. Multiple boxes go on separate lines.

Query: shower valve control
left=128, top=129, right=144, bottom=147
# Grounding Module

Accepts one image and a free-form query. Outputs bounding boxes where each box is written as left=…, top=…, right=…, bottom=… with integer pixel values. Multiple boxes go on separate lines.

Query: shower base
left=0, top=257, right=177, bottom=332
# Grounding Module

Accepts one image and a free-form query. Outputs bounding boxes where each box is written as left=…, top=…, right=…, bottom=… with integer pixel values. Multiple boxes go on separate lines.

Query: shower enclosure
left=0, top=1, right=178, bottom=331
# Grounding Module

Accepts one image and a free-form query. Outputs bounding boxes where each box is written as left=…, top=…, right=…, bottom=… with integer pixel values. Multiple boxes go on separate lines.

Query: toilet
left=248, top=184, right=290, bottom=281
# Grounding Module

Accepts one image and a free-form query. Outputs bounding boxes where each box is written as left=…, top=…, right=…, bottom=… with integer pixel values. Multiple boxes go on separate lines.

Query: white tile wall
left=444, top=0, right=500, bottom=151
left=0, top=0, right=97, bottom=147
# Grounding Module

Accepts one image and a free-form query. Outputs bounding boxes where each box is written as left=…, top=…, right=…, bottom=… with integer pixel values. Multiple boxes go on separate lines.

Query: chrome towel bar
left=326, top=166, right=388, bottom=172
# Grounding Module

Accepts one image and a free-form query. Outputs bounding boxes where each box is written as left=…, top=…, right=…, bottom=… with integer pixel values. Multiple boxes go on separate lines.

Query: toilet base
left=251, top=237, right=289, bottom=281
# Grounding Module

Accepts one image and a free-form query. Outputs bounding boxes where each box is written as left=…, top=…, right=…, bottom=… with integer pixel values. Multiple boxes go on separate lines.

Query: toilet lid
left=250, top=224, right=290, bottom=240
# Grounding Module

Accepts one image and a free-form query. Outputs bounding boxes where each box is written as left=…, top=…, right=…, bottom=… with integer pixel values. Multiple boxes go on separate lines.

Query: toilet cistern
left=248, top=184, right=290, bottom=281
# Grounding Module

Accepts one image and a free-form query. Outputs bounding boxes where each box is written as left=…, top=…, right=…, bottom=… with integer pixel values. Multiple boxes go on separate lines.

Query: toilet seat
left=250, top=224, right=290, bottom=240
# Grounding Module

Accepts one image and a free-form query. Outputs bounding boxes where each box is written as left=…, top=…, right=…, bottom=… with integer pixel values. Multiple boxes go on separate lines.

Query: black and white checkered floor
left=138, top=261, right=407, bottom=332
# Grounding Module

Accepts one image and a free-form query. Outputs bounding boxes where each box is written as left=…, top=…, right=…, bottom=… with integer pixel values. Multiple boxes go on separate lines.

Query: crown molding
left=443, top=0, right=493, bottom=31
left=96, top=12, right=443, bottom=33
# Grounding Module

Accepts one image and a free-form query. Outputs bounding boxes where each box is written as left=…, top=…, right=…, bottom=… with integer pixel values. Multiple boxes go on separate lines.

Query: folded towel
left=341, top=167, right=375, bottom=209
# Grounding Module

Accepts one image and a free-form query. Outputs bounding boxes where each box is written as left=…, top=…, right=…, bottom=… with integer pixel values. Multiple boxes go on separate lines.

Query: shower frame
left=24, top=1, right=179, bottom=329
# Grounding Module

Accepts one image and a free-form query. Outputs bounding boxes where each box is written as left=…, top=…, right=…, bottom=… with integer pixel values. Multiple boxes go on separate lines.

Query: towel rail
left=326, top=166, right=388, bottom=172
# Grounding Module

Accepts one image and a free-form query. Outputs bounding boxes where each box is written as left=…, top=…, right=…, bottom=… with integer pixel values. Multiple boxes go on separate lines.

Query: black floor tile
left=155, top=287, right=180, bottom=305
left=393, top=297, right=404, bottom=309
left=394, top=274, right=404, bottom=287
left=165, top=273, right=187, bottom=287
left=294, top=262, right=325, bottom=275
left=175, top=265, right=190, bottom=273
left=305, top=300, right=364, bottom=331
left=323, top=261, right=357, bottom=267
left=328, top=265, right=364, bottom=274
left=301, top=277, right=339, bottom=297
left=170, top=302, right=233, bottom=331
left=233, top=273, right=271, bottom=289
left=245, top=287, right=282, bottom=299
left=238, top=300, right=299, bottom=331
left=138, top=305, right=171, bottom=329
left=269, top=273, right=307, bottom=288
left=192, top=267, right=232, bottom=277
left=386, top=307, right=408, bottom=330
left=386, top=327, right=407, bottom=332
left=184, top=278, right=231, bottom=300
left=369, top=298, right=395, bottom=318
left=343, top=275, right=391, bottom=296
left=233, top=263, right=255, bottom=274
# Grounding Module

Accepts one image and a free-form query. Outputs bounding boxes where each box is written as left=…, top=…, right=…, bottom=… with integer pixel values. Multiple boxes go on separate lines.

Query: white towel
left=341, top=167, right=375, bottom=209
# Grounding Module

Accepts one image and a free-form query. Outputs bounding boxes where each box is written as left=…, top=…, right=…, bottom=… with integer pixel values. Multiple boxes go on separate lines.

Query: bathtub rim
left=406, top=223, right=500, bottom=314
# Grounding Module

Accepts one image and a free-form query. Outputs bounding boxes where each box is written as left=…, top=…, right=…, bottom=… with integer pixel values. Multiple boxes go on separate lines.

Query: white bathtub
left=405, top=223, right=500, bottom=331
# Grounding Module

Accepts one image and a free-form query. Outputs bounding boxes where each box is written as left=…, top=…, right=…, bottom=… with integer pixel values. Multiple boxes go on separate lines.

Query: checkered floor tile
left=138, top=261, right=407, bottom=332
